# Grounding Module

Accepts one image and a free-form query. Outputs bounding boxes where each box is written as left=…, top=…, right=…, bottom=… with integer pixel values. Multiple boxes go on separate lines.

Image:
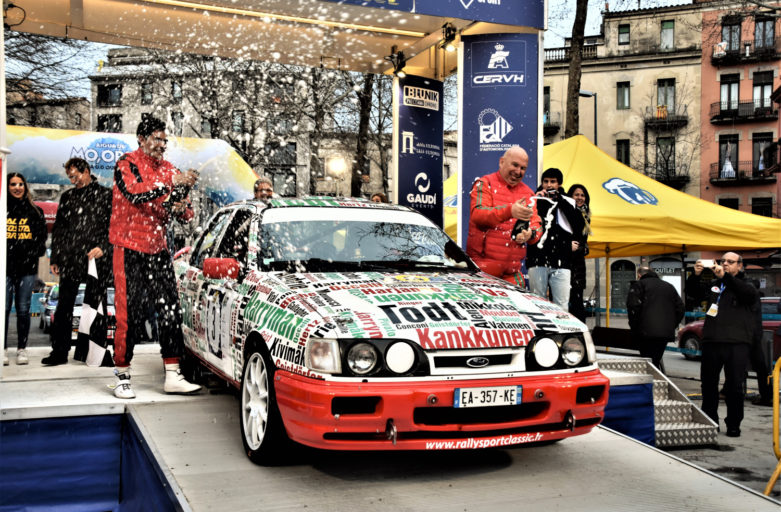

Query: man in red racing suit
left=108, top=116, right=201, bottom=399
left=467, top=145, right=542, bottom=287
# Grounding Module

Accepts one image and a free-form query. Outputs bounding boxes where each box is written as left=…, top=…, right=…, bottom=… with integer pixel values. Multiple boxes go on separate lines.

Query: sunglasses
left=720, top=259, right=739, bottom=265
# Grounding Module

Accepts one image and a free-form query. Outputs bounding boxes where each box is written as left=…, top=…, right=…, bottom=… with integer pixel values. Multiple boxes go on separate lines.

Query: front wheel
left=240, top=348, right=289, bottom=465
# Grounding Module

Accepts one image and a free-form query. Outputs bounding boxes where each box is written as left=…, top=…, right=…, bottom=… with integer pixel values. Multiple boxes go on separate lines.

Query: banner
left=5, top=125, right=258, bottom=206
left=318, top=0, right=544, bottom=28
left=394, top=75, right=444, bottom=228
left=458, top=33, right=539, bottom=245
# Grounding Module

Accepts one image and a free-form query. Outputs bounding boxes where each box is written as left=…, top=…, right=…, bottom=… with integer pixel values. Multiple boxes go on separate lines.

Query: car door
left=184, top=207, right=254, bottom=381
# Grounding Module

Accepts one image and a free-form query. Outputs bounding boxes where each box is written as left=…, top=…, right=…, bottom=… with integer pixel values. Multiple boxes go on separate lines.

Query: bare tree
left=564, top=0, right=589, bottom=138
left=5, top=29, right=98, bottom=99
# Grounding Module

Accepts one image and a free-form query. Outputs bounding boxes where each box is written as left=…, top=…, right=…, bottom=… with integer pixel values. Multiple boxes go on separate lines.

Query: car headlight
left=561, top=337, right=585, bottom=366
left=346, top=342, right=378, bottom=375
left=305, top=338, right=341, bottom=374
left=533, top=337, right=559, bottom=368
left=583, top=330, right=596, bottom=363
left=385, top=342, right=416, bottom=374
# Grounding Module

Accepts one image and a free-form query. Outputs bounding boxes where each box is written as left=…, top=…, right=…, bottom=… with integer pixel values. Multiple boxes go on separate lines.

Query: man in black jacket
left=626, top=266, right=684, bottom=373
left=526, top=168, right=584, bottom=310
left=42, top=158, right=112, bottom=366
left=686, top=253, right=759, bottom=437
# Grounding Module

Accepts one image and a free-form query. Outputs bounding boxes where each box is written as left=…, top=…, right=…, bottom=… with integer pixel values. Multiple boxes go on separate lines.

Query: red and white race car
left=175, top=197, right=609, bottom=464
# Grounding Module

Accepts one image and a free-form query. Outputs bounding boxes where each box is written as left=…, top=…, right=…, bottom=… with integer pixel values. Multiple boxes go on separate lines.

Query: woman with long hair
left=5, top=172, right=47, bottom=365
left=566, top=184, right=591, bottom=322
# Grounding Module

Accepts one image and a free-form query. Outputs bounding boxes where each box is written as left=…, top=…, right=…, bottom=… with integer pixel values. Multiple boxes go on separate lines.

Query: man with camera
left=466, top=145, right=542, bottom=286
left=526, top=168, right=584, bottom=310
left=686, top=253, right=759, bottom=437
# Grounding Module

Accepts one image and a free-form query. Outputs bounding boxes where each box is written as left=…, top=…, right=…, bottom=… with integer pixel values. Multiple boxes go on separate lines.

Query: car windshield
left=50, top=287, right=59, bottom=301
left=761, top=299, right=779, bottom=315
left=259, top=207, right=474, bottom=272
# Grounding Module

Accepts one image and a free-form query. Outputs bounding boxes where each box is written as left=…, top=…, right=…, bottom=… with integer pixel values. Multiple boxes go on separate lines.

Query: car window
left=107, top=288, right=115, bottom=306
left=215, top=209, right=253, bottom=264
left=191, top=210, right=234, bottom=269
left=75, top=290, right=85, bottom=306
left=761, top=300, right=779, bottom=315
left=259, top=207, right=473, bottom=271
left=50, top=286, right=59, bottom=301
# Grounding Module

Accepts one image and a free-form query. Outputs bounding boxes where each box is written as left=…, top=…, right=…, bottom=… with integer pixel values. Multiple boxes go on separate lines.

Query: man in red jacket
left=109, top=116, right=201, bottom=399
left=467, top=145, right=542, bottom=287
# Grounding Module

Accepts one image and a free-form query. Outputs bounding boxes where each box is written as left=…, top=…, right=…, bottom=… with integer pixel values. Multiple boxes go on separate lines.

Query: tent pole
left=594, top=257, right=601, bottom=327
left=605, top=251, right=611, bottom=327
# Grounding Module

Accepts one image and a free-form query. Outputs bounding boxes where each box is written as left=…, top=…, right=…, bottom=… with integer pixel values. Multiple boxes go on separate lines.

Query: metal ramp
left=600, top=357, right=718, bottom=448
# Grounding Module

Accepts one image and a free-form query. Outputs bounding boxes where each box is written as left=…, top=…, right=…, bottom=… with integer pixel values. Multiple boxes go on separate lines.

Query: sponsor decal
left=425, top=432, right=543, bottom=450
left=416, top=326, right=534, bottom=349
left=71, top=136, right=132, bottom=174
left=403, top=85, right=440, bottom=111
left=478, top=108, right=513, bottom=151
left=472, top=42, right=526, bottom=88
left=406, top=172, right=437, bottom=206
left=602, top=178, right=658, bottom=205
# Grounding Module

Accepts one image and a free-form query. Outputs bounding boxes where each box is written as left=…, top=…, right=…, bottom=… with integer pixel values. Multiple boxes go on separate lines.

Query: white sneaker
left=3, top=350, right=8, bottom=366
left=164, top=363, right=201, bottom=394
left=16, top=349, right=29, bottom=365
left=113, top=369, right=136, bottom=399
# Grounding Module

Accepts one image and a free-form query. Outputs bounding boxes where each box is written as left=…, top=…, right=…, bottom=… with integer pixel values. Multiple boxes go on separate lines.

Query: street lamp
left=578, top=89, right=599, bottom=325
left=578, top=89, right=597, bottom=147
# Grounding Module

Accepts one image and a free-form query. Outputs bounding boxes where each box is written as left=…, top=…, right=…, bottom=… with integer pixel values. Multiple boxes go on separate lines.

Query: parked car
left=677, top=297, right=781, bottom=360
left=39, top=284, right=115, bottom=342
left=175, top=198, right=609, bottom=465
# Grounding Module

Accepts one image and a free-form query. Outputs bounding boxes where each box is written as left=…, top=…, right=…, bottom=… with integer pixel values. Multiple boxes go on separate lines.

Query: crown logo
left=494, top=44, right=505, bottom=51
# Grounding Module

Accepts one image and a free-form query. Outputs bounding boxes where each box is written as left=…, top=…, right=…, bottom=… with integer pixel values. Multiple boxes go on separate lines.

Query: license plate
left=453, top=385, right=522, bottom=408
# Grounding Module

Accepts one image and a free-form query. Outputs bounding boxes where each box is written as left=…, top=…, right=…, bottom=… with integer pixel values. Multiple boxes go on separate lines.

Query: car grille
left=427, top=348, right=524, bottom=375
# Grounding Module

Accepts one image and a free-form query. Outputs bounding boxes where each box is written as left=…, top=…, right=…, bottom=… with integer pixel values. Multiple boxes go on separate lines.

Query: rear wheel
left=240, top=345, right=289, bottom=465
left=681, top=334, right=701, bottom=361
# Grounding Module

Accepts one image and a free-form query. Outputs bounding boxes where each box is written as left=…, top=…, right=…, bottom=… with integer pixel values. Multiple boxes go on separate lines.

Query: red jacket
left=109, top=147, right=194, bottom=254
left=467, top=171, right=541, bottom=280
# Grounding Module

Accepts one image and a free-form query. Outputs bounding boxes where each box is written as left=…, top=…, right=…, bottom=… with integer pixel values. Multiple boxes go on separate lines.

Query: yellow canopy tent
left=443, top=135, right=781, bottom=324
left=545, top=135, right=781, bottom=258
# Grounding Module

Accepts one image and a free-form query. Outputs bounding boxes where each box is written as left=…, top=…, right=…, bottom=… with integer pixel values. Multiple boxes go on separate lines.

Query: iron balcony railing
left=709, top=100, right=778, bottom=122
left=709, top=160, right=778, bottom=184
left=644, top=105, right=689, bottom=129
left=712, top=37, right=781, bottom=63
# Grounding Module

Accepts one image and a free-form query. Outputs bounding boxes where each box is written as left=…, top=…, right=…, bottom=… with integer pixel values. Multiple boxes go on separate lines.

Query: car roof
left=227, top=196, right=415, bottom=213
left=761, top=297, right=780, bottom=302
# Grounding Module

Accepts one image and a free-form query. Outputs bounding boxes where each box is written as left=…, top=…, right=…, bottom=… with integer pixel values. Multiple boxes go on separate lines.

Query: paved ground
left=4, top=315, right=781, bottom=499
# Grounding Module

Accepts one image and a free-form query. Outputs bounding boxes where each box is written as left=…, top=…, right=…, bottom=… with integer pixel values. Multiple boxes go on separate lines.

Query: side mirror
left=203, top=258, right=240, bottom=280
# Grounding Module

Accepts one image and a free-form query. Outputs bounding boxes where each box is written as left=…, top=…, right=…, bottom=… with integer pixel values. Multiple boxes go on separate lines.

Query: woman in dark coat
left=566, top=184, right=591, bottom=322
left=5, top=172, right=47, bottom=365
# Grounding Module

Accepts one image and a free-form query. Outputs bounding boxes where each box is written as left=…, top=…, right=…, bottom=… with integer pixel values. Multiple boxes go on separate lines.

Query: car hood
left=250, top=271, right=586, bottom=350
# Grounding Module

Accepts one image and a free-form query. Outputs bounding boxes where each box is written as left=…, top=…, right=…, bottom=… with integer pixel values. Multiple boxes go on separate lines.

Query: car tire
left=240, top=342, right=290, bottom=465
left=681, top=334, right=701, bottom=361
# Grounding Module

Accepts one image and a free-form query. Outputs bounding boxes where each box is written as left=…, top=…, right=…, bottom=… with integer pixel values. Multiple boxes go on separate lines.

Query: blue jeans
left=5, top=275, right=37, bottom=350
left=528, top=266, right=571, bottom=311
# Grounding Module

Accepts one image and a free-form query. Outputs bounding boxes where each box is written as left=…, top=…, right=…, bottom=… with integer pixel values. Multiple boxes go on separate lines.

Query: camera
left=511, top=219, right=530, bottom=241
left=546, top=189, right=559, bottom=200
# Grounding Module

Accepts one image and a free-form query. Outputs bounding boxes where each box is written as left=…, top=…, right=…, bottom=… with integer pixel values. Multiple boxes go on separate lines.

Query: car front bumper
left=274, top=368, right=610, bottom=450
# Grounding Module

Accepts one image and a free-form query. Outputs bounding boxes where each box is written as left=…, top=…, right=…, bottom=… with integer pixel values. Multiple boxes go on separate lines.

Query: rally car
left=174, top=197, right=609, bottom=465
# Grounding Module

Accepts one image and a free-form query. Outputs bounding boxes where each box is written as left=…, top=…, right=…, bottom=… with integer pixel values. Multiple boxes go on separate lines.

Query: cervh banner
left=394, top=75, right=444, bottom=228
left=458, top=32, right=539, bottom=246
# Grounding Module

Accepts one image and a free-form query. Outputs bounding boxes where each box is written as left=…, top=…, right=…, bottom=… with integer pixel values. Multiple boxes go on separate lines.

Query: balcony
left=543, top=111, right=561, bottom=137
left=709, top=100, right=778, bottom=124
left=709, top=160, right=778, bottom=186
left=544, top=45, right=598, bottom=62
left=645, top=167, right=690, bottom=190
left=711, top=37, right=781, bottom=65
left=644, top=105, right=688, bottom=131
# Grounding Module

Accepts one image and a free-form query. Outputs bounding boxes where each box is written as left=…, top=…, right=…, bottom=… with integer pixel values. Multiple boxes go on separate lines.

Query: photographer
left=526, top=168, right=584, bottom=310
